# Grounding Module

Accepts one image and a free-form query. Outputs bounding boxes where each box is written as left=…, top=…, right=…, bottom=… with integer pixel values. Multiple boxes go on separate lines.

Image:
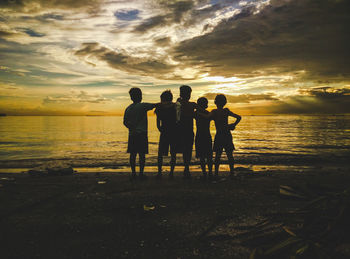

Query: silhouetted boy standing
left=211, top=94, right=241, bottom=177
left=155, top=90, right=177, bottom=178
left=178, top=85, right=196, bottom=178
left=195, top=97, right=213, bottom=179
left=123, top=87, right=155, bottom=179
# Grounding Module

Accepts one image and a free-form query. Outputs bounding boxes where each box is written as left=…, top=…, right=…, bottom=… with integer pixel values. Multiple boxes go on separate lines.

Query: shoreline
left=1, top=152, right=349, bottom=170
left=0, top=163, right=348, bottom=175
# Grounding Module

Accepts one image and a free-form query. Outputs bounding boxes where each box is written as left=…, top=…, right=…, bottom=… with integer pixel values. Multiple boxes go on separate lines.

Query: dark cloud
left=174, top=0, right=350, bottom=81
left=134, top=15, right=168, bottom=32
left=204, top=92, right=278, bottom=103
left=168, top=0, right=194, bottom=23
left=203, top=87, right=350, bottom=114
left=184, top=2, right=224, bottom=26
left=0, top=27, right=46, bottom=41
left=154, top=36, right=171, bottom=46
left=299, top=86, right=350, bottom=97
left=75, top=42, right=180, bottom=79
left=40, top=13, right=64, bottom=20
left=267, top=87, right=350, bottom=114
left=134, top=0, right=194, bottom=33
left=18, top=13, right=65, bottom=21
left=0, top=30, right=16, bottom=38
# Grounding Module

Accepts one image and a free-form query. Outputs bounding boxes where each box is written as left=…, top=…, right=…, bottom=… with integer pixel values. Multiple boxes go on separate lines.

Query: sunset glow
left=1, top=0, right=349, bottom=115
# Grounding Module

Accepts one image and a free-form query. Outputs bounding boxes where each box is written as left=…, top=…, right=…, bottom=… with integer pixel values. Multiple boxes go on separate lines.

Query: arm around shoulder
left=143, top=102, right=157, bottom=111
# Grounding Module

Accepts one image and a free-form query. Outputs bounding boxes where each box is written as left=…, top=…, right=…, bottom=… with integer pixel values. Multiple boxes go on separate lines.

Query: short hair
left=179, top=85, right=192, bottom=100
left=129, top=87, right=142, bottom=103
left=197, top=97, right=208, bottom=108
left=160, top=90, right=173, bottom=102
left=215, top=94, right=227, bottom=107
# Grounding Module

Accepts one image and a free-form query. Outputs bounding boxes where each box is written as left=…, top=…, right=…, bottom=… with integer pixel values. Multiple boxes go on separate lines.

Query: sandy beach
left=1, top=167, right=349, bottom=259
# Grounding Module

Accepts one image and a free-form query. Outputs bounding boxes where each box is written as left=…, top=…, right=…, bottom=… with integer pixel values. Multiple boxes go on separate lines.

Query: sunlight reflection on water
left=0, top=115, right=349, bottom=168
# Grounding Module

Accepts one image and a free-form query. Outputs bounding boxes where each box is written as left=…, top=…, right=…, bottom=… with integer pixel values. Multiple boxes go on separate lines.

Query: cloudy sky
left=0, top=0, right=349, bottom=115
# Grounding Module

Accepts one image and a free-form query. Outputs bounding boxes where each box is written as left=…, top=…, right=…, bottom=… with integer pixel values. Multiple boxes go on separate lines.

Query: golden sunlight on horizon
left=0, top=0, right=349, bottom=115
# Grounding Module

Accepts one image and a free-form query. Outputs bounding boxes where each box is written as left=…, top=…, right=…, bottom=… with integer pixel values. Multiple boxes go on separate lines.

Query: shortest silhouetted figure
left=211, top=94, right=241, bottom=177
left=155, top=90, right=177, bottom=179
left=123, top=87, right=155, bottom=180
left=195, top=97, right=213, bottom=179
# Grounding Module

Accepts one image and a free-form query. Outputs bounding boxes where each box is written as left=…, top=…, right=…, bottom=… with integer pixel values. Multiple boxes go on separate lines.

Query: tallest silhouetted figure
left=177, top=85, right=196, bottom=178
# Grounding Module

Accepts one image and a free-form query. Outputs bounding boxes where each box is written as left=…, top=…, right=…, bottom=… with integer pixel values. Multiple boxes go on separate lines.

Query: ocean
left=1, top=115, right=350, bottom=172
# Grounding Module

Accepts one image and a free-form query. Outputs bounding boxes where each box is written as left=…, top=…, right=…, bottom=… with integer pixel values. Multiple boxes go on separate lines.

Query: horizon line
left=1, top=114, right=350, bottom=117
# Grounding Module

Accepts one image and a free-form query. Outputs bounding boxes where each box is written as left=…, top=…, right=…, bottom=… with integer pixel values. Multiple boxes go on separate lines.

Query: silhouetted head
left=129, top=87, right=142, bottom=103
left=179, top=85, right=192, bottom=101
left=214, top=94, right=227, bottom=108
left=160, top=90, right=173, bottom=103
left=197, top=97, right=208, bottom=109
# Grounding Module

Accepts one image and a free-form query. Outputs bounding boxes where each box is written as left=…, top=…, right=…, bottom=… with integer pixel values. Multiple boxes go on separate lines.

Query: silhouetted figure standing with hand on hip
left=211, top=94, right=241, bottom=177
left=123, top=87, right=155, bottom=180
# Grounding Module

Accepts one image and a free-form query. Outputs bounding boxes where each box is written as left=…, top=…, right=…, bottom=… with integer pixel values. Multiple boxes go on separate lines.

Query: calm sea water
left=0, top=115, right=350, bottom=169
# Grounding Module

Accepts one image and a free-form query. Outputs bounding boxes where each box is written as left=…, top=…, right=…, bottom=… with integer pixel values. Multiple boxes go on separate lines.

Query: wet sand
left=0, top=168, right=349, bottom=258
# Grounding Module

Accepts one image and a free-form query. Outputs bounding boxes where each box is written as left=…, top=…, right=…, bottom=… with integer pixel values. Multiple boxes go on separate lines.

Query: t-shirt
left=211, top=108, right=230, bottom=133
left=195, top=109, right=211, bottom=136
left=124, top=102, right=154, bottom=135
left=155, top=103, right=177, bottom=133
left=179, top=101, right=196, bottom=133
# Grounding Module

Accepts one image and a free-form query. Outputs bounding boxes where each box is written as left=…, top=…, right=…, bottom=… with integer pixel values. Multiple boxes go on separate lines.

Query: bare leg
left=207, top=154, right=213, bottom=176
left=226, top=150, right=234, bottom=175
left=157, top=153, right=163, bottom=175
left=183, top=151, right=191, bottom=175
left=215, top=150, right=223, bottom=176
left=130, top=153, right=137, bottom=178
left=170, top=153, right=176, bottom=177
left=139, top=153, right=145, bottom=175
left=200, top=157, right=206, bottom=175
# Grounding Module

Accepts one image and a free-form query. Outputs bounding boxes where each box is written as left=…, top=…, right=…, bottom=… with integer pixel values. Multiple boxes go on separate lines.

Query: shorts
left=127, top=132, right=148, bottom=154
left=195, top=133, right=213, bottom=158
left=213, top=131, right=235, bottom=153
left=176, top=131, right=194, bottom=154
left=158, top=132, right=176, bottom=156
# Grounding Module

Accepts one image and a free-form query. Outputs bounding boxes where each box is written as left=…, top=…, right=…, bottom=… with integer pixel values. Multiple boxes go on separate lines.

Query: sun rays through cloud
left=1, top=0, right=350, bottom=115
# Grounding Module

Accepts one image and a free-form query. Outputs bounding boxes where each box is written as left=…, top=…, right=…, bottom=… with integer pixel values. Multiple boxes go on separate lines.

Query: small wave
left=238, top=139, right=270, bottom=142
left=301, top=144, right=350, bottom=149
left=241, top=147, right=280, bottom=151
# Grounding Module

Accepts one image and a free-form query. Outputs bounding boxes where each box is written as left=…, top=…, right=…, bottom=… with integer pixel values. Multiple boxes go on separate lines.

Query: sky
left=0, top=0, right=349, bottom=115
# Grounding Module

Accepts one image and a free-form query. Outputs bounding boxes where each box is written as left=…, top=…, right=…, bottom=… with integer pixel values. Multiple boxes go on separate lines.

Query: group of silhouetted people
left=123, top=85, right=241, bottom=180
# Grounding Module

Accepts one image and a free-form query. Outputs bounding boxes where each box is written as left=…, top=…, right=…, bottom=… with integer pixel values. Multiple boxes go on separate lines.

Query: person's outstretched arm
left=196, top=109, right=213, bottom=120
left=144, top=103, right=159, bottom=112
